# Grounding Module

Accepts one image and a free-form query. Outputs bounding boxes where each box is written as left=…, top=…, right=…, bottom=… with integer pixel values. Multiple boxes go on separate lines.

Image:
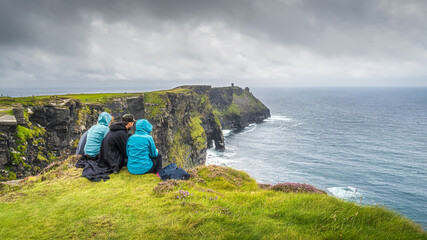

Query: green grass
left=0, top=93, right=141, bottom=106
left=0, top=108, right=13, bottom=116
left=143, top=92, right=168, bottom=119
left=143, top=88, right=192, bottom=120
left=0, top=157, right=425, bottom=239
left=212, top=90, right=265, bottom=119
left=0, top=88, right=192, bottom=107
left=224, top=103, right=241, bottom=116
left=0, top=96, right=53, bottom=107
left=64, top=93, right=140, bottom=103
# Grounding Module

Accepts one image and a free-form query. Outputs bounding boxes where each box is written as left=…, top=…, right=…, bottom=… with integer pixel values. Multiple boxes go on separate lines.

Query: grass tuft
left=261, top=182, right=327, bottom=194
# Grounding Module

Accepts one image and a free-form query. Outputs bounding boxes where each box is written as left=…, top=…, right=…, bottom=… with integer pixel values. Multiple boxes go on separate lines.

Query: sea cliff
left=0, top=85, right=270, bottom=180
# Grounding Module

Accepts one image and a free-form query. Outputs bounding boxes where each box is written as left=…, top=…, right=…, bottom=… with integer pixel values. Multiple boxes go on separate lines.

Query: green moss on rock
left=23, top=109, right=30, bottom=122
left=76, top=105, right=91, bottom=126
left=8, top=171, right=17, bottom=180
left=9, top=150, right=23, bottom=165
left=23, top=163, right=31, bottom=170
left=15, top=125, right=46, bottom=144
left=48, top=152, right=58, bottom=162
left=15, top=125, right=32, bottom=144
left=16, top=145, right=27, bottom=155
left=72, top=138, right=79, bottom=148
left=224, top=103, right=241, bottom=116
left=31, top=126, right=46, bottom=138
left=189, top=117, right=206, bottom=152
left=168, top=130, right=190, bottom=167
left=37, top=153, right=48, bottom=162
left=143, top=92, right=168, bottom=120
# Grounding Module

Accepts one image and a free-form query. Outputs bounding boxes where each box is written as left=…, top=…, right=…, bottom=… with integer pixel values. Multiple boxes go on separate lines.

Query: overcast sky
left=0, top=0, right=426, bottom=93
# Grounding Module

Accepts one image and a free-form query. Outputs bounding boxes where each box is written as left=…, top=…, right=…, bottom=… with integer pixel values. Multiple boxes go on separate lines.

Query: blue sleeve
left=76, top=131, right=88, bottom=155
left=148, top=136, right=158, bottom=158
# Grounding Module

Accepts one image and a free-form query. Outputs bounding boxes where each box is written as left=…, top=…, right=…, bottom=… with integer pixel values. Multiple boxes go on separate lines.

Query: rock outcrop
left=209, top=86, right=270, bottom=129
left=0, top=85, right=270, bottom=180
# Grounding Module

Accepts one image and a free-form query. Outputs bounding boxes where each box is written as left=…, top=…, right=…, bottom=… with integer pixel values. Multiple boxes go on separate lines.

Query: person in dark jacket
left=98, top=114, right=135, bottom=173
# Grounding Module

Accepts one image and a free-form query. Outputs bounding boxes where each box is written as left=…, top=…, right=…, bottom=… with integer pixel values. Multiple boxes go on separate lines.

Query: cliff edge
left=0, top=156, right=424, bottom=239
left=0, top=85, right=270, bottom=180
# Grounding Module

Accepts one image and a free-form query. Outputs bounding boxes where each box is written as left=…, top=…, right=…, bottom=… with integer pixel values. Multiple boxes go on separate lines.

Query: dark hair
left=122, top=114, right=135, bottom=123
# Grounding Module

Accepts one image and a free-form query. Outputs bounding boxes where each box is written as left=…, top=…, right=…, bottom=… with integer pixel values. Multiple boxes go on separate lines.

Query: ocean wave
left=222, top=130, right=232, bottom=137
left=206, top=148, right=236, bottom=165
left=327, top=186, right=363, bottom=202
left=265, top=115, right=292, bottom=122
left=243, top=124, right=257, bottom=133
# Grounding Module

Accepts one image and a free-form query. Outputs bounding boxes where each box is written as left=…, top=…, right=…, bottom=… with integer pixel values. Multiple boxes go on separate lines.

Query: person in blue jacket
left=126, top=119, right=162, bottom=175
left=84, top=112, right=113, bottom=157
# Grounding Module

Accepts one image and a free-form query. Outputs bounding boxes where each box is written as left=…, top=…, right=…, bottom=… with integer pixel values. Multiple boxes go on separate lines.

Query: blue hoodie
left=84, top=112, right=113, bottom=157
left=126, top=119, right=158, bottom=174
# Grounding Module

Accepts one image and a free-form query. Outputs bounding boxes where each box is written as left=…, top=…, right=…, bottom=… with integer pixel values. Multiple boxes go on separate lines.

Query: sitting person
left=98, top=114, right=135, bottom=173
left=84, top=112, right=113, bottom=158
left=126, top=119, right=162, bottom=175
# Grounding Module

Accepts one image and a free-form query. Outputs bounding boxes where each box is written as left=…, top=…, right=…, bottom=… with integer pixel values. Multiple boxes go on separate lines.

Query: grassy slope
left=0, top=157, right=425, bottom=240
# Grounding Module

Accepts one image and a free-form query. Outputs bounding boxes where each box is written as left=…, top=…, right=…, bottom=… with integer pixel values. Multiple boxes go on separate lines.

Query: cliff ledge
left=0, top=85, right=270, bottom=180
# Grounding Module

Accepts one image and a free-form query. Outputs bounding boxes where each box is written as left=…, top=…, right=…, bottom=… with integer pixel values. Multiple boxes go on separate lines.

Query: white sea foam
left=206, top=148, right=236, bottom=166
left=265, top=115, right=292, bottom=122
left=327, top=186, right=363, bottom=202
left=243, top=124, right=257, bottom=133
left=222, top=129, right=232, bottom=137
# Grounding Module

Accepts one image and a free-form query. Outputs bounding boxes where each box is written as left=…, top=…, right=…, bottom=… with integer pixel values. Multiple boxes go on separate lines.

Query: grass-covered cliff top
left=0, top=88, right=192, bottom=108
left=0, top=157, right=425, bottom=239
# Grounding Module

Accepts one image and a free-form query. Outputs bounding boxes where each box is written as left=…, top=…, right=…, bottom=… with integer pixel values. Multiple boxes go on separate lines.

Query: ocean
left=207, top=87, right=427, bottom=228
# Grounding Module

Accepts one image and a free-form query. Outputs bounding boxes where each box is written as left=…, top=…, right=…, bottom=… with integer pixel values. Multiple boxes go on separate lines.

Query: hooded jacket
left=98, top=122, right=130, bottom=173
left=126, top=119, right=158, bottom=174
left=84, top=112, right=113, bottom=157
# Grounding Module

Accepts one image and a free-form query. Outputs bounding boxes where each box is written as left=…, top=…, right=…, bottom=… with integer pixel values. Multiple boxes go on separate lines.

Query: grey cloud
left=0, top=1, right=90, bottom=56
left=2, top=0, right=426, bottom=57
left=0, top=0, right=426, bottom=90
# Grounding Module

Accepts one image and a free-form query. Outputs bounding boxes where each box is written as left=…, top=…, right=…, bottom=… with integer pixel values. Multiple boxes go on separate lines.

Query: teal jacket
left=126, top=119, right=158, bottom=175
left=84, top=112, right=112, bottom=157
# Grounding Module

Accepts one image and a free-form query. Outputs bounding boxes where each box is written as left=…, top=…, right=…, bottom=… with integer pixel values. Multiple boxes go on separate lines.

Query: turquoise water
left=207, top=88, right=427, bottom=228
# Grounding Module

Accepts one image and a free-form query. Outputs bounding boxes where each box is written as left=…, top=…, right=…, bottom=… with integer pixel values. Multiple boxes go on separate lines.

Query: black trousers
left=147, top=154, right=163, bottom=174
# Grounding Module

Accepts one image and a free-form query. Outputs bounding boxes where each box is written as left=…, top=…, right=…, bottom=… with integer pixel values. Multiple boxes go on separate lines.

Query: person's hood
left=109, top=122, right=127, bottom=132
left=135, top=119, right=152, bottom=134
left=97, top=112, right=113, bottom=126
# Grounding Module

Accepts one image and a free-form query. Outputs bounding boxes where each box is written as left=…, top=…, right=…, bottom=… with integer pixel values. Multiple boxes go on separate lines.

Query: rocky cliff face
left=209, top=86, right=271, bottom=129
left=0, top=86, right=270, bottom=180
